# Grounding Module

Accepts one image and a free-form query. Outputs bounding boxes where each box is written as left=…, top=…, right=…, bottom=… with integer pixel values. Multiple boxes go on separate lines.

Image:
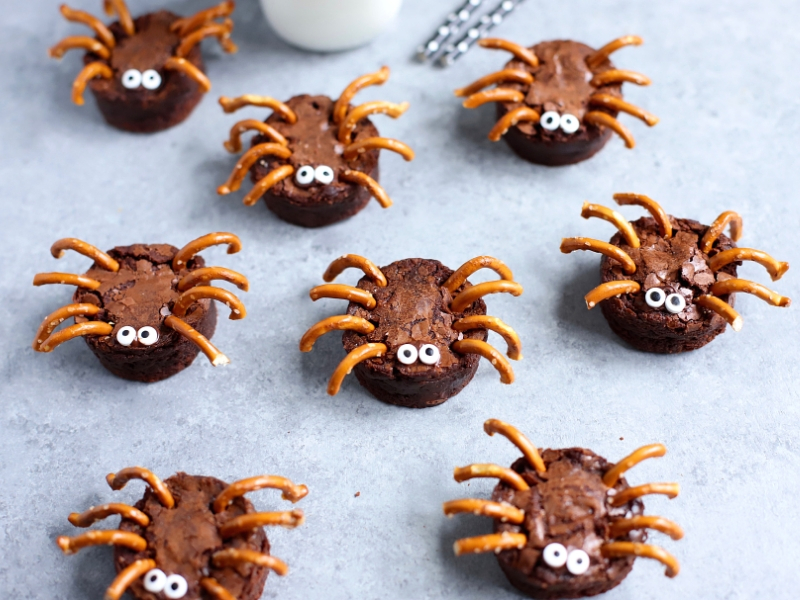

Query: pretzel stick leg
left=38, top=322, right=113, bottom=352
left=454, top=532, right=527, bottom=556
left=608, top=482, right=680, bottom=507
left=443, top=499, right=525, bottom=524
left=105, top=559, right=155, bottom=600
left=224, top=119, right=289, bottom=153
left=603, top=444, right=667, bottom=487
left=219, top=510, right=305, bottom=538
left=488, top=107, right=541, bottom=142
left=452, top=316, right=522, bottom=360
left=164, top=315, right=230, bottom=366
left=584, top=280, right=641, bottom=309
left=339, top=170, right=393, bottom=208
left=200, top=578, right=236, bottom=600
left=213, top=475, right=308, bottom=512
left=483, top=419, right=545, bottom=474
left=601, top=542, right=679, bottom=578
left=327, top=343, right=387, bottom=395
left=584, top=111, right=635, bottom=148
left=212, top=548, right=289, bottom=576
left=71, top=62, right=113, bottom=106
left=451, top=339, right=515, bottom=384
left=300, top=315, right=375, bottom=352
left=244, top=165, right=295, bottom=207
left=164, top=57, right=211, bottom=93
left=453, top=463, right=529, bottom=490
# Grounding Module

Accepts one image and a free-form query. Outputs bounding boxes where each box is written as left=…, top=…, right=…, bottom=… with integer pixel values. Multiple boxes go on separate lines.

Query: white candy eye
left=645, top=287, right=666, bottom=308
left=141, top=69, right=162, bottom=90
left=566, top=549, right=590, bottom=575
left=137, top=326, right=159, bottom=346
left=542, top=542, right=568, bottom=568
left=665, top=292, right=687, bottom=314
left=143, top=569, right=166, bottom=593
left=540, top=111, right=561, bottom=131
left=314, top=165, right=335, bottom=184
left=163, top=574, right=188, bottom=599
left=397, top=344, right=418, bottom=365
left=296, top=165, right=315, bottom=185
left=560, top=114, right=580, bottom=134
left=121, top=69, right=142, bottom=89
left=418, top=344, right=440, bottom=365
left=116, top=326, right=136, bottom=346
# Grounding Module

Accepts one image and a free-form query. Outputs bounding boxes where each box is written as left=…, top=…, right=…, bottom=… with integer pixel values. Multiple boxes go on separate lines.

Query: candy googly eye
left=645, top=287, right=666, bottom=308
left=418, top=344, right=440, bottom=365
left=137, top=326, right=159, bottom=346
left=665, top=292, right=687, bottom=314
left=143, top=569, right=166, bottom=593
left=116, top=325, right=136, bottom=346
left=163, top=574, right=188, bottom=599
left=141, top=69, right=162, bottom=90
left=542, top=542, right=568, bottom=568
left=540, top=111, right=561, bottom=131
left=121, top=69, right=142, bottom=89
left=397, top=344, right=418, bottom=365
left=296, top=165, right=315, bottom=185
left=566, top=549, right=590, bottom=575
left=314, top=165, right=335, bottom=185
left=560, top=114, right=580, bottom=134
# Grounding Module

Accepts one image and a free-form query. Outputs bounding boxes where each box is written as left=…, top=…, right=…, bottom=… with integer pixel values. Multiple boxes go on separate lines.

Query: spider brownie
left=56, top=467, right=307, bottom=600
left=32, top=234, right=248, bottom=382
left=217, top=67, right=413, bottom=227
left=445, top=420, right=683, bottom=599
left=455, top=37, right=658, bottom=166
left=561, top=193, right=791, bottom=353
left=301, top=255, right=523, bottom=407
left=49, top=1, right=237, bottom=132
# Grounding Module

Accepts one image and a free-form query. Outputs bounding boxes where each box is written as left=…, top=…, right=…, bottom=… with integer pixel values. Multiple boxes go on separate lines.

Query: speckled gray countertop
left=1, top=0, right=799, bottom=598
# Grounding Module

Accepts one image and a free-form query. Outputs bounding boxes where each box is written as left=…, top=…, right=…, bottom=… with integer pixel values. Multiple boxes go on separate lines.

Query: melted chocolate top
left=74, top=244, right=209, bottom=348
left=493, top=449, right=643, bottom=590
left=116, top=473, right=268, bottom=600
left=344, top=259, right=487, bottom=373
left=501, top=40, right=622, bottom=140
left=253, top=95, right=379, bottom=204
left=86, top=11, right=203, bottom=99
left=602, top=217, right=738, bottom=324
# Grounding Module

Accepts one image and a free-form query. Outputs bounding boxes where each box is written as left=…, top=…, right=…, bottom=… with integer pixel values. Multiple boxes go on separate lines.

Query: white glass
left=260, top=0, right=402, bottom=52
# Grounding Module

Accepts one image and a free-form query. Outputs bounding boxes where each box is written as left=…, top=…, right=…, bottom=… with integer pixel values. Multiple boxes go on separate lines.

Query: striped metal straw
left=439, top=0, right=526, bottom=66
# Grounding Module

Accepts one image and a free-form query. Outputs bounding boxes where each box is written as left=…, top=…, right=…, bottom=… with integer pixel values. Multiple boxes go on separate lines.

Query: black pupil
left=670, top=297, right=679, bottom=305
left=123, top=329, right=132, bottom=336
left=141, top=330, right=149, bottom=338
left=424, top=348, right=434, bottom=356
left=403, top=350, right=411, bottom=357
left=576, top=558, right=583, bottom=564
left=554, top=551, right=561, bottom=556
left=170, top=583, right=178, bottom=590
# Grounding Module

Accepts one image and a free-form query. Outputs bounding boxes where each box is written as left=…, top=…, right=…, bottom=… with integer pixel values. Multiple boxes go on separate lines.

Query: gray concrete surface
left=1, top=0, right=799, bottom=598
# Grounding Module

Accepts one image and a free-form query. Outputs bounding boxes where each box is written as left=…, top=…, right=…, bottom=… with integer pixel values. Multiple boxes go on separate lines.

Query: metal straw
left=416, top=0, right=484, bottom=62
left=439, top=0, right=526, bottom=66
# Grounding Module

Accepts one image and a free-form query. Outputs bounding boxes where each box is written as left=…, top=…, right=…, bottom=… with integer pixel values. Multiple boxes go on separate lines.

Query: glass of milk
left=260, top=0, right=403, bottom=52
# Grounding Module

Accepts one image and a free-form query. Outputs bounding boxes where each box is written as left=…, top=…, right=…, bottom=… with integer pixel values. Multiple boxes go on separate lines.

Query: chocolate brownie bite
left=56, top=467, right=307, bottom=600
left=445, top=420, right=683, bottom=599
left=300, top=255, right=523, bottom=407
left=32, top=234, right=249, bottom=382
left=217, top=67, right=414, bottom=227
left=455, top=37, right=658, bottom=166
left=561, top=193, right=791, bottom=353
left=49, top=1, right=237, bottom=132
